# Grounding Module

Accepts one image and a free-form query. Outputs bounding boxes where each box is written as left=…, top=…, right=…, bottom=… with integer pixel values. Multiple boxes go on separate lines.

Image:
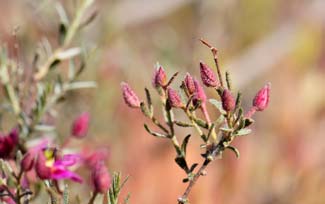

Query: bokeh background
left=1, top=0, right=325, bottom=203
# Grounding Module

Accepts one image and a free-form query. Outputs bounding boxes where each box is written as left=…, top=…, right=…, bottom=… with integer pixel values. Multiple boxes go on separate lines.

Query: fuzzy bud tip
left=222, top=89, right=236, bottom=112
left=184, top=73, right=196, bottom=95
left=167, top=88, right=183, bottom=108
left=92, top=162, right=111, bottom=194
left=193, top=79, right=207, bottom=107
left=253, top=83, right=271, bottom=111
left=199, top=61, right=219, bottom=87
left=152, top=65, right=167, bottom=88
left=71, top=112, right=90, bottom=138
left=121, top=82, right=141, bottom=108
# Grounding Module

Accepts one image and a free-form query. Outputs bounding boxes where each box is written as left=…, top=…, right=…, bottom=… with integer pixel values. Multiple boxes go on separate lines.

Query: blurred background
left=1, top=0, right=325, bottom=203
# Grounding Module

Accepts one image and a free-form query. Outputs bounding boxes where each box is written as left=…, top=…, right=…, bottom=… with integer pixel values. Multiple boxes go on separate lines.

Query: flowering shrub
left=0, top=0, right=271, bottom=203
left=0, top=0, right=128, bottom=203
left=122, top=39, right=270, bottom=204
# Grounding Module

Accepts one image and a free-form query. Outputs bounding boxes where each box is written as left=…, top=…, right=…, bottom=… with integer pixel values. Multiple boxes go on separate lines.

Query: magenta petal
left=51, top=167, right=83, bottom=183
left=55, top=154, right=80, bottom=167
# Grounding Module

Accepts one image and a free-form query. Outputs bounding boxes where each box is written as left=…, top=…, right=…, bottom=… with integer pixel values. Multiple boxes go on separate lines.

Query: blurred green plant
left=0, top=0, right=128, bottom=203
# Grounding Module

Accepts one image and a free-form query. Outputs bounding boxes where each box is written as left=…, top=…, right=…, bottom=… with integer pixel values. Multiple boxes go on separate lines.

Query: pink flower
left=152, top=65, right=167, bottom=88
left=184, top=73, right=196, bottom=95
left=0, top=128, right=19, bottom=159
left=167, top=88, right=183, bottom=108
left=192, top=79, right=207, bottom=107
left=82, top=148, right=109, bottom=168
left=121, top=82, right=141, bottom=108
left=91, top=162, right=111, bottom=194
left=200, top=61, right=219, bottom=87
left=253, top=83, right=271, bottom=111
left=221, top=89, right=235, bottom=112
left=35, top=149, right=82, bottom=183
left=71, top=112, right=90, bottom=138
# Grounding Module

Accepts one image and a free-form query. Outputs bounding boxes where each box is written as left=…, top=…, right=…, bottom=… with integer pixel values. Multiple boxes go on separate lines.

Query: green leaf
left=226, top=145, right=240, bottom=158
left=209, top=99, right=226, bottom=114
left=243, top=118, right=254, bottom=128
left=189, top=163, right=198, bottom=172
left=220, top=127, right=233, bottom=133
left=144, top=124, right=167, bottom=138
left=214, top=114, right=225, bottom=127
left=67, top=81, right=97, bottom=90
left=235, top=128, right=252, bottom=136
left=206, top=123, right=215, bottom=141
left=59, top=23, right=67, bottom=45
left=175, top=156, right=189, bottom=173
left=56, top=47, right=81, bottom=60
left=63, top=185, right=69, bottom=204
left=34, top=125, right=55, bottom=132
left=193, top=117, right=208, bottom=129
left=174, top=120, right=193, bottom=127
left=181, top=134, right=191, bottom=156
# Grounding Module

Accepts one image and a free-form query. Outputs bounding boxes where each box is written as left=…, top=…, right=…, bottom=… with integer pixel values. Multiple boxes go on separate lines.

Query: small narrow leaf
left=243, top=118, right=254, bottom=128
left=175, top=156, right=189, bottom=173
left=174, top=121, right=193, bottom=127
left=235, top=128, right=252, bottom=136
left=193, top=117, right=208, bottom=129
left=209, top=99, right=226, bottom=114
left=220, top=127, right=233, bottom=133
left=226, top=145, right=240, bottom=158
left=181, top=134, right=191, bottom=155
left=56, top=48, right=81, bottom=60
left=189, top=163, right=198, bottom=172
left=144, top=124, right=167, bottom=138
left=63, top=185, right=69, bottom=204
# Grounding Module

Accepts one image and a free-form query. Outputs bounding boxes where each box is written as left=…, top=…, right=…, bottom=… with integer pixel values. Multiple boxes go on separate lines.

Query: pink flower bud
left=193, top=79, right=207, bottom=107
left=121, top=82, right=141, bottom=108
left=35, top=152, right=51, bottom=180
left=184, top=73, right=195, bottom=95
left=21, top=152, right=35, bottom=172
left=0, top=128, right=19, bottom=159
left=92, top=162, right=111, bottom=194
left=167, top=88, right=183, bottom=108
left=152, top=66, right=167, bottom=88
left=221, top=89, right=235, bottom=112
left=71, top=112, right=90, bottom=138
left=200, top=61, right=219, bottom=87
left=253, top=83, right=271, bottom=111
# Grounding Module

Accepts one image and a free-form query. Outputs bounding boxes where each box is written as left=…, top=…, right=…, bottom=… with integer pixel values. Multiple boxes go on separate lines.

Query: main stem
left=178, top=143, right=225, bottom=204
left=178, top=159, right=210, bottom=204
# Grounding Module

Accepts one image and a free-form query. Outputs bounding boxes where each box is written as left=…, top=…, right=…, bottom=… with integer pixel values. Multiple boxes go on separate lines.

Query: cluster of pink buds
left=121, top=39, right=271, bottom=204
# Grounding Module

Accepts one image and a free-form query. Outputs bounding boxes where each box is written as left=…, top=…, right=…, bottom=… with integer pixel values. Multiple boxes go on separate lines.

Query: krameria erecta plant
left=0, top=0, right=128, bottom=204
left=122, top=39, right=270, bottom=204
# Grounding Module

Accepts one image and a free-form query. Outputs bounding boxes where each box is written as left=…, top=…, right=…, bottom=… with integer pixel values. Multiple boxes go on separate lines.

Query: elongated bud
left=21, top=152, right=35, bottom=172
left=167, top=88, right=183, bottom=108
left=193, top=79, right=207, bottom=107
left=253, top=83, right=271, bottom=111
left=92, top=162, right=111, bottom=194
left=184, top=73, right=195, bottom=95
left=153, top=66, right=167, bottom=88
left=200, top=61, right=219, bottom=87
left=222, top=89, right=236, bottom=112
left=121, top=82, right=141, bottom=108
left=71, top=112, right=90, bottom=138
left=35, top=152, right=51, bottom=180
